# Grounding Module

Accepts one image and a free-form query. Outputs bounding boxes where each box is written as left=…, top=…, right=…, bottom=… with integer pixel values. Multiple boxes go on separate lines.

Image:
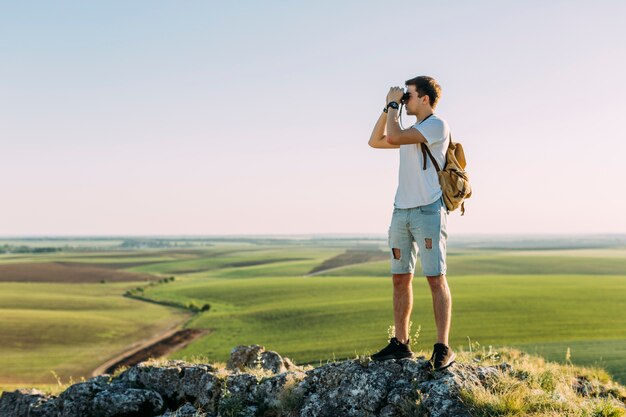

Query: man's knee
left=393, top=273, right=413, bottom=287
left=426, top=274, right=447, bottom=289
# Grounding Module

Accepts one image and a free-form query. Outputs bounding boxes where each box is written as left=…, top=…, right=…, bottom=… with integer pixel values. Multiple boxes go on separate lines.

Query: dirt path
left=92, top=326, right=211, bottom=377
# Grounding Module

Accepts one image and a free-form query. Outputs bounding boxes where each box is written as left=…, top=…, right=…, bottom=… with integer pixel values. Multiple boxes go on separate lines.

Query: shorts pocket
left=419, top=201, right=441, bottom=215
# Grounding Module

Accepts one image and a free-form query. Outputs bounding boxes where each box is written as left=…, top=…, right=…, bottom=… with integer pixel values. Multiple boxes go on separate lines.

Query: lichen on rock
left=2, top=345, right=625, bottom=417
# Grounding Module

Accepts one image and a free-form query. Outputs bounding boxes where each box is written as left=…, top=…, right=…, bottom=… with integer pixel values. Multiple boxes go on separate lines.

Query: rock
left=118, top=360, right=220, bottom=414
left=254, top=371, right=307, bottom=410
left=57, top=375, right=111, bottom=417
left=498, top=361, right=513, bottom=373
left=0, top=388, right=59, bottom=417
left=156, top=402, right=199, bottom=417
left=222, top=373, right=258, bottom=403
left=298, top=359, right=406, bottom=416
left=92, top=388, right=164, bottom=416
left=416, top=363, right=474, bottom=417
left=226, top=344, right=263, bottom=371
left=7, top=344, right=616, bottom=417
left=226, top=344, right=300, bottom=373
left=0, top=351, right=472, bottom=417
left=283, top=356, right=299, bottom=371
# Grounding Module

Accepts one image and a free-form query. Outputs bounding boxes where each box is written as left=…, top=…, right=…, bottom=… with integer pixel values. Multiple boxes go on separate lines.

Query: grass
left=307, top=249, right=388, bottom=275
left=147, top=273, right=626, bottom=383
left=512, top=339, right=626, bottom=386
left=0, top=281, right=190, bottom=385
left=315, top=253, right=626, bottom=276
left=454, top=347, right=626, bottom=416
left=1, top=242, right=626, bottom=395
left=0, top=262, right=159, bottom=283
left=124, top=247, right=342, bottom=275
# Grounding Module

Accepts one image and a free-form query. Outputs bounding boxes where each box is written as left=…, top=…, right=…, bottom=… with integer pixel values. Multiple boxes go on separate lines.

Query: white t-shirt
left=393, top=113, right=450, bottom=208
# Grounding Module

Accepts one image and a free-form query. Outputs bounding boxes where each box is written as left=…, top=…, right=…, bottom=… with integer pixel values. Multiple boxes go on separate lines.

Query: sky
left=2, top=0, right=625, bottom=236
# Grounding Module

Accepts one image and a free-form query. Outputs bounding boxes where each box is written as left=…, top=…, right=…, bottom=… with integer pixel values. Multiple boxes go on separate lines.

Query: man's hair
left=405, top=76, right=442, bottom=108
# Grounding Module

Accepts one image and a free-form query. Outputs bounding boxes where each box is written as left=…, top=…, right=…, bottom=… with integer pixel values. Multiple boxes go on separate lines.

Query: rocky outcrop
left=227, top=345, right=301, bottom=374
left=0, top=345, right=550, bottom=417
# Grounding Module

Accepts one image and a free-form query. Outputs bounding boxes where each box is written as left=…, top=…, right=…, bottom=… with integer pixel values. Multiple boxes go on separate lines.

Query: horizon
left=3, top=233, right=626, bottom=240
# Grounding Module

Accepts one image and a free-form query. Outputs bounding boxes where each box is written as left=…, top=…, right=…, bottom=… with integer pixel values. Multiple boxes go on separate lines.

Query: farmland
left=1, top=236, right=625, bottom=394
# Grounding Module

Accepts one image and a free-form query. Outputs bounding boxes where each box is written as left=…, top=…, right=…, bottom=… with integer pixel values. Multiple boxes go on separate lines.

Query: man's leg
left=411, top=198, right=454, bottom=370
left=371, top=208, right=417, bottom=361
left=393, top=272, right=413, bottom=344
left=387, top=207, right=416, bottom=345
left=426, top=274, right=452, bottom=345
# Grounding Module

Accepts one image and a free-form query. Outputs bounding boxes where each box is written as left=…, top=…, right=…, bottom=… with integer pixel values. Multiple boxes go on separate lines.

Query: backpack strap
left=421, top=131, right=452, bottom=171
left=416, top=114, right=436, bottom=171
left=421, top=143, right=441, bottom=172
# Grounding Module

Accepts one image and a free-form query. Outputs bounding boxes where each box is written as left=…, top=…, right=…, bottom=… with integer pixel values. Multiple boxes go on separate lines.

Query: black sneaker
left=371, top=337, right=413, bottom=361
left=429, top=343, right=456, bottom=371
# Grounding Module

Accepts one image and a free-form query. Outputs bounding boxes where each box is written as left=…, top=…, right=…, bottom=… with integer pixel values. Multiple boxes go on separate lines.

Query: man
left=367, top=75, right=456, bottom=371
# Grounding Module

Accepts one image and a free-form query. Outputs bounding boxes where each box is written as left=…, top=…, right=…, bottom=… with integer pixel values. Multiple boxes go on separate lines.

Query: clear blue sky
left=2, top=1, right=625, bottom=235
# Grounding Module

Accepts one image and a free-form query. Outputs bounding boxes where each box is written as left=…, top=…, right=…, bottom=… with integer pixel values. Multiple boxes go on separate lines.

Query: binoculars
left=401, top=91, right=411, bottom=104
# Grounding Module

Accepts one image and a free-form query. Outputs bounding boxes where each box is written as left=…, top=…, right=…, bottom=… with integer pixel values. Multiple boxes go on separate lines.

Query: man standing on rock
left=367, top=75, right=456, bottom=371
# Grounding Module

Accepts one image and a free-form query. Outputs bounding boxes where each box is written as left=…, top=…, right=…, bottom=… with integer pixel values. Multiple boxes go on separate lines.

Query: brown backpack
left=421, top=134, right=472, bottom=215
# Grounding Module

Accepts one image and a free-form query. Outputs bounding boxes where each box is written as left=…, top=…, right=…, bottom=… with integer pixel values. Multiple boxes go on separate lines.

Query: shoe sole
left=371, top=352, right=414, bottom=361
left=433, top=352, right=457, bottom=371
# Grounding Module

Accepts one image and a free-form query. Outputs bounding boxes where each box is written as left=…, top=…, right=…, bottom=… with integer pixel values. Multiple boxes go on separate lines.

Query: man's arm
left=386, top=108, right=427, bottom=145
left=368, top=110, right=400, bottom=149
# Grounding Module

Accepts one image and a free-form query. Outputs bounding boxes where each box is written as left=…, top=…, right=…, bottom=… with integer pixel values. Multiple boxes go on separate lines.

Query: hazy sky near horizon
left=2, top=1, right=625, bottom=236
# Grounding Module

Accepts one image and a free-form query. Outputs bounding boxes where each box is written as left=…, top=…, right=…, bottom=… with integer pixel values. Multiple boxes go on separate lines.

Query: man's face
left=405, top=85, right=427, bottom=115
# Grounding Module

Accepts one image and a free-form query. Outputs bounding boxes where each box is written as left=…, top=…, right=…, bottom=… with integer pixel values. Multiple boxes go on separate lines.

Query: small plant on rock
left=218, top=383, right=248, bottom=417
left=276, top=377, right=305, bottom=417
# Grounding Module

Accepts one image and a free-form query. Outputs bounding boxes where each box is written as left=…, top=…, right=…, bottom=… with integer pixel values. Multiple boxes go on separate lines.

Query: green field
left=0, top=281, right=190, bottom=386
left=1, top=238, right=625, bottom=393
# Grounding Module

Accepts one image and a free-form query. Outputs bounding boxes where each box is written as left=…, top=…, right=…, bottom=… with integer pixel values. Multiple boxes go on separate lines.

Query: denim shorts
left=387, top=197, right=448, bottom=276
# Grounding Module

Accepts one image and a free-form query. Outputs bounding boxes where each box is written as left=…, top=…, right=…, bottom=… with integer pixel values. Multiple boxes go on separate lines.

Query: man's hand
left=386, top=86, right=404, bottom=104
